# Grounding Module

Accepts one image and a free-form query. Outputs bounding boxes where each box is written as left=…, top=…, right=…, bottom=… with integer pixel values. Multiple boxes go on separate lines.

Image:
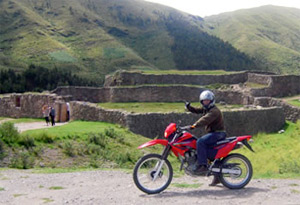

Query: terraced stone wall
left=53, top=86, right=250, bottom=104
left=104, top=71, right=249, bottom=86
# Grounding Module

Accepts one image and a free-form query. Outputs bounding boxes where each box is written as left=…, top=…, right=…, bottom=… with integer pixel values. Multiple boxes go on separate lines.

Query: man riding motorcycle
left=186, top=90, right=226, bottom=185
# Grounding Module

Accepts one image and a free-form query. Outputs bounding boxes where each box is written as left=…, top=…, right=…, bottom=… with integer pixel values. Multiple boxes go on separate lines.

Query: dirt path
left=14, top=122, right=68, bottom=133
left=0, top=119, right=68, bottom=133
left=0, top=169, right=300, bottom=205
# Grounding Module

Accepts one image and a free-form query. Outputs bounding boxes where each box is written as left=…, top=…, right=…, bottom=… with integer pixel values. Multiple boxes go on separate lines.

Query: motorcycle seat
left=215, top=136, right=237, bottom=145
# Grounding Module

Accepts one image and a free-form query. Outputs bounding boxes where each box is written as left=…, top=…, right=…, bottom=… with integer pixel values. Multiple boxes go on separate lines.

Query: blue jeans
left=197, top=132, right=226, bottom=166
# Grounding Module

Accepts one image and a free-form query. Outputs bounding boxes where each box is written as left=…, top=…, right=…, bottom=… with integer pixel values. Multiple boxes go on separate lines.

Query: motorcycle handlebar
left=178, top=125, right=192, bottom=131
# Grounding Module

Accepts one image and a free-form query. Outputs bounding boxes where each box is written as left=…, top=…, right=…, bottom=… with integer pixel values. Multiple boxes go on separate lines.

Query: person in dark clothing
left=49, top=106, right=56, bottom=126
left=186, top=90, right=226, bottom=182
left=42, top=105, right=50, bottom=126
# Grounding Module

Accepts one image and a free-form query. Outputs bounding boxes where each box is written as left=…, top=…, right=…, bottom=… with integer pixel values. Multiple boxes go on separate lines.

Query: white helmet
left=199, top=90, right=215, bottom=109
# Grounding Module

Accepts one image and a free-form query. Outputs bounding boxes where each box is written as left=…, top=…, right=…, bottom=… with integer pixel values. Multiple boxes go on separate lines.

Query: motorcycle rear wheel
left=133, top=153, right=173, bottom=194
left=219, top=153, right=252, bottom=189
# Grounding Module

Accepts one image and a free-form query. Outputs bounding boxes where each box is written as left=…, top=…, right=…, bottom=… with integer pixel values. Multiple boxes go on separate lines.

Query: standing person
left=49, top=106, right=56, bottom=126
left=42, top=105, right=50, bottom=126
left=185, top=90, right=226, bottom=186
left=66, top=102, right=70, bottom=121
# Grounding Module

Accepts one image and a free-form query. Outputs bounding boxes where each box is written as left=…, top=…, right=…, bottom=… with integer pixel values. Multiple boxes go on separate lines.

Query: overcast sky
left=145, top=0, right=300, bottom=17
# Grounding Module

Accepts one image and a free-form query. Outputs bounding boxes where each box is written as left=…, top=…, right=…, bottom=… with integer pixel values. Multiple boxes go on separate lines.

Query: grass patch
left=49, top=51, right=77, bottom=63
left=291, top=189, right=300, bottom=194
left=289, top=183, right=299, bottom=187
left=97, top=102, right=243, bottom=113
left=0, top=187, right=4, bottom=191
left=172, top=183, right=202, bottom=188
left=49, top=186, right=64, bottom=190
left=235, top=121, right=300, bottom=178
left=13, top=194, right=26, bottom=197
left=42, top=198, right=54, bottom=203
left=133, top=70, right=240, bottom=75
left=22, top=121, right=160, bottom=169
left=287, top=99, right=300, bottom=107
left=244, top=82, right=268, bottom=88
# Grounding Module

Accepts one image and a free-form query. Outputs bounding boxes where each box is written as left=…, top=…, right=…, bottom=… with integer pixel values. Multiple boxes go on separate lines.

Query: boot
left=193, top=165, right=208, bottom=176
left=209, top=176, right=221, bottom=186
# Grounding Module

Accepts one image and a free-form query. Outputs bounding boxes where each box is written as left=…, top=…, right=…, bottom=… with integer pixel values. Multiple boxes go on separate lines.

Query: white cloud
left=145, top=0, right=300, bottom=17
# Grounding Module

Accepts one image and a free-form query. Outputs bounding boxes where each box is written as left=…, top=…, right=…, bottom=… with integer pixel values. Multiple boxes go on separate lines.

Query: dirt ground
left=0, top=119, right=68, bottom=133
left=14, top=122, right=68, bottom=133
left=0, top=169, right=300, bottom=205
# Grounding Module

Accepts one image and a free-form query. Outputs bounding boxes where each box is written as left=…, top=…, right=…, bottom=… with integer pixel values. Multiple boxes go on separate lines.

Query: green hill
left=0, top=0, right=258, bottom=83
left=204, top=5, right=300, bottom=74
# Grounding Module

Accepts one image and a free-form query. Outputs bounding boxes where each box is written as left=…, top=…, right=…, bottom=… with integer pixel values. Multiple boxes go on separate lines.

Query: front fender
left=138, top=139, right=169, bottom=149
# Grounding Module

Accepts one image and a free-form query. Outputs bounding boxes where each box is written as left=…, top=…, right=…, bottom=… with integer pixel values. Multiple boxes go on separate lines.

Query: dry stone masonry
left=1, top=70, right=299, bottom=138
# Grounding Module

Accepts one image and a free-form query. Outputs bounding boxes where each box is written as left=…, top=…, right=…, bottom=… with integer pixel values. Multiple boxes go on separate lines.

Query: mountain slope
left=204, top=5, right=300, bottom=74
left=0, top=0, right=258, bottom=83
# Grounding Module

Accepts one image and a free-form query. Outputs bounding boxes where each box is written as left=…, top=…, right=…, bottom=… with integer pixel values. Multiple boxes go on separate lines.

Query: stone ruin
left=1, top=70, right=299, bottom=138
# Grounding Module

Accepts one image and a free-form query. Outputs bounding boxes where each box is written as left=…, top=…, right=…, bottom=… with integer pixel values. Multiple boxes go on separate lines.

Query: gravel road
left=1, top=169, right=300, bottom=205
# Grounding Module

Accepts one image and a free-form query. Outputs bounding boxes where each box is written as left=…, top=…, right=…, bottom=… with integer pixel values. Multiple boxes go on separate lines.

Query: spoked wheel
left=133, top=154, right=173, bottom=194
left=219, top=153, right=252, bottom=189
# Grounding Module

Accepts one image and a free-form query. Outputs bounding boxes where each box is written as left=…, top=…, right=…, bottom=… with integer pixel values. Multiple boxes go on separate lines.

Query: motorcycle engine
left=183, top=150, right=197, bottom=175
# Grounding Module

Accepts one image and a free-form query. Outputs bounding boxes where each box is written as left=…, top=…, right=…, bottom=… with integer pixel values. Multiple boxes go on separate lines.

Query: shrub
left=86, top=144, right=102, bottom=155
left=104, top=128, right=117, bottom=139
left=18, top=135, right=35, bottom=149
left=0, top=122, right=20, bottom=144
left=0, top=139, right=5, bottom=160
left=10, top=151, right=35, bottom=169
left=35, top=132, right=55, bottom=143
left=0, top=139, right=4, bottom=154
left=279, top=160, right=300, bottom=174
left=62, top=141, right=76, bottom=157
left=88, top=133, right=107, bottom=148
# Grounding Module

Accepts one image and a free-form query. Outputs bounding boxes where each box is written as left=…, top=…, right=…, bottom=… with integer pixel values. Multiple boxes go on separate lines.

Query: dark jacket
left=188, top=105, right=225, bottom=133
left=50, top=108, right=55, bottom=117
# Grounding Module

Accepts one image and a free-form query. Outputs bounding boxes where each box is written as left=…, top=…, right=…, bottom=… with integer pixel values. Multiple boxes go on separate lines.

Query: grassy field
left=97, top=102, right=243, bottom=113
left=204, top=6, right=300, bottom=74
left=236, top=121, right=300, bottom=178
left=0, top=120, right=161, bottom=169
left=1, top=118, right=300, bottom=178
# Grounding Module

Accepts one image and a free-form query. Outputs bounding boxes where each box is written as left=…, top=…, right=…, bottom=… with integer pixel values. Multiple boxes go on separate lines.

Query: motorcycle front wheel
left=133, top=153, right=173, bottom=194
left=219, top=153, right=253, bottom=189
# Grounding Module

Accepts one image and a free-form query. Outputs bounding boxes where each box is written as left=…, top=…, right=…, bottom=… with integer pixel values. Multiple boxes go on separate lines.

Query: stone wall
left=254, top=97, right=300, bottom=122
left=247, top=73, right=272, bottom=85
left=70, top=101, right=127, bottom=126
left=250, top=75, right=300, bottom=97
left=0, top=93, right=58, bottom=118
left=53, top=87, right=111, bottom=103
left=54, top=72, right=300, bottom=105
left=104, top=71, right=249, bottom=86
left=70, top=101, right=285, bottom=138
left=0, top=93, right=287, bottom=139
left=53, top=86, right=250, bottom=104
left=103, top=71, right=300, bottom=98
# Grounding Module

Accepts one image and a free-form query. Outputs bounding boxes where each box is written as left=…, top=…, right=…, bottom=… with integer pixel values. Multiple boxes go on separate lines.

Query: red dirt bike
left=133, top=123, right=254, bottom=194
